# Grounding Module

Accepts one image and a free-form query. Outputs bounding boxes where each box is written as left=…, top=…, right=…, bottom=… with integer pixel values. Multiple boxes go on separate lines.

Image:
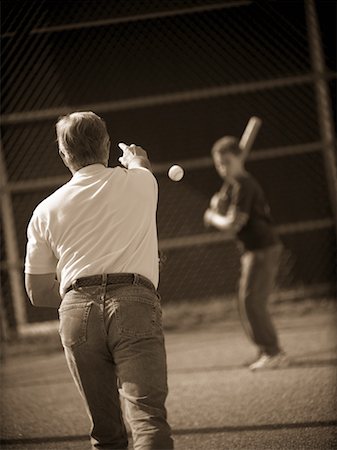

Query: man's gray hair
left=56, top=111, right=110, bottom=169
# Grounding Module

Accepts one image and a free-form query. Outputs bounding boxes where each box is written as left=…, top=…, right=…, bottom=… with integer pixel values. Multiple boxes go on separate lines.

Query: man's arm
left=25, top=212, right=60, bottom=307
left=128, top=156, right=152, bottom=172
left=25, top=273, right=62, bottom=308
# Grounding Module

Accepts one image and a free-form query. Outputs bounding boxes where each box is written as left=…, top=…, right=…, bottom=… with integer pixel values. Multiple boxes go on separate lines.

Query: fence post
left=0, top=140, right=27, bottom=332
left=305, top=0, right=337, bottom=225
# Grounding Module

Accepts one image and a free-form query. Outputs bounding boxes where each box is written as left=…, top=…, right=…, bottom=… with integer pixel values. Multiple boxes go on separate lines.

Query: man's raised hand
left=118, top=143, right=148, bottom=168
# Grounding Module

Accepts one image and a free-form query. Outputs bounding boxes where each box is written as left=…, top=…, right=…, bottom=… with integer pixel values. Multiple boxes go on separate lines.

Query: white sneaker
left=249, top=352, right=289, bottom=371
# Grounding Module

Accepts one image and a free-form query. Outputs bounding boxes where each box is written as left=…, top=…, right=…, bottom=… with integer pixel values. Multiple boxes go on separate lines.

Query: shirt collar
left=72, top=164, right=106, bottom=178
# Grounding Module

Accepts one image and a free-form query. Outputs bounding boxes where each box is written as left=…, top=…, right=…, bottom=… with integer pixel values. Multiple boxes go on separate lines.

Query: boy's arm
left=204, top=208, right=248, bottom=232
left=204, top=178, right=252, bottom=232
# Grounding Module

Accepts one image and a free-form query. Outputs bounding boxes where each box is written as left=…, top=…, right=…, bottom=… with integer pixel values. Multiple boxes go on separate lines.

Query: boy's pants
left=58, top=277, right=173, bottom=450
left=238, top=244, right=283, bottom=356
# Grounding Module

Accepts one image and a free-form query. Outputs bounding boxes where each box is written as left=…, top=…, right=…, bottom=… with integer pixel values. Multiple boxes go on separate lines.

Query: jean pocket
left=116, top=298, right=157, bottom=338
left=58, top=302, right=93, bottom=348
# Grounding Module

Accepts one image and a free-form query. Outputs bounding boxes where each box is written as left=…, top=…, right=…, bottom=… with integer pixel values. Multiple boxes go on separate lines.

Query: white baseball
left=168, top=165, right=184, bottom=182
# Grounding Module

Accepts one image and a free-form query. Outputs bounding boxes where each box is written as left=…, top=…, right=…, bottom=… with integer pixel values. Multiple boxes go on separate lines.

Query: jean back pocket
left=58, top=302, right=93, bottom=348
left=116, top=297, right=158, bottom=338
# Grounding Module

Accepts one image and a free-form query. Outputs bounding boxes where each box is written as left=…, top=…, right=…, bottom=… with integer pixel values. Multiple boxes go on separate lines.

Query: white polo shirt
left=25, top=164, right=159, bottom=296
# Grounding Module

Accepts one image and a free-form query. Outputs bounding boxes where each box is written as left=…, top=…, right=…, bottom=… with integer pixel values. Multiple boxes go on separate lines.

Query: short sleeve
left=24, top=213, right=58, bottom=274
left=231, top=178, right=255, bottom=215
left=128, top=168, right=158, bottom=203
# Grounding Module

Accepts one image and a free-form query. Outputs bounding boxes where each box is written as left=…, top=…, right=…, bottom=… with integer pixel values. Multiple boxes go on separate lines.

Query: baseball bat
left=239, top=116, right=262, bottom=159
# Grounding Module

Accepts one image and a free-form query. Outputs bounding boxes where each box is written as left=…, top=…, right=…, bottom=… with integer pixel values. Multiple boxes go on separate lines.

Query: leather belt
left=65, top=273, right=155, bottom=294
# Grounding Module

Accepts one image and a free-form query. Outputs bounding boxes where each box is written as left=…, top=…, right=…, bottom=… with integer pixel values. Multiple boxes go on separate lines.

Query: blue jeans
left=238, top=244, right=283, bottom=356
left=58, top=280, right=173, bottom=450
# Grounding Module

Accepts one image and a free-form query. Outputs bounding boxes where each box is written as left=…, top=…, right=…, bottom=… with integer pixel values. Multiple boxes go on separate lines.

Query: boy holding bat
left=204, top=133, right=288, bottom=371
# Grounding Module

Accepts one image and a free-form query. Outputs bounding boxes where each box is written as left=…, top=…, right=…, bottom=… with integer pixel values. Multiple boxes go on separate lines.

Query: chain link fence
left=1, top=0, right=336, bottom=330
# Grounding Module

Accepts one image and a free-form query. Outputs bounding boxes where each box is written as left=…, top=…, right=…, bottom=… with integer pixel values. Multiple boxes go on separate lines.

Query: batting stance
left=204, top=136, right=288, bottom=371
left=24, top=112, right=173, bottom=449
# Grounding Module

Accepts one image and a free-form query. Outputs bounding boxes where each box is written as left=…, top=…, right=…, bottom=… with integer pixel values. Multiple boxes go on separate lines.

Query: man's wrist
left=128, top=156, right=152, bottom=171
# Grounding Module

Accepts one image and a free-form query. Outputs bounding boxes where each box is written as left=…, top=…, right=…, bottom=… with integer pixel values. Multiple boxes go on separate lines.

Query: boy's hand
left=203, top=208, right=213, bottom=228
left=210, top=193, right=220, bottom=210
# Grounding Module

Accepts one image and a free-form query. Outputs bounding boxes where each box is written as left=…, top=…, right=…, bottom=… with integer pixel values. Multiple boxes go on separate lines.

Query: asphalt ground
left=1, top=311, right=337, bottom=449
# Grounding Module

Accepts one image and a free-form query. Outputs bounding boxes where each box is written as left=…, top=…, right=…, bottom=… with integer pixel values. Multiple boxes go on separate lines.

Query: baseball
left=168, top=165, right=184, bottom=182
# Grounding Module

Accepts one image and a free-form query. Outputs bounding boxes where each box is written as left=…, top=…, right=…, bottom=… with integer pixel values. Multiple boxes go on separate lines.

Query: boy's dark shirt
left=215, top=172, right=280, bottom=251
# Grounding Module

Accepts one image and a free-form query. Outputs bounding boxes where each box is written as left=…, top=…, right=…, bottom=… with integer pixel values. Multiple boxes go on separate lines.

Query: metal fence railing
left=1, top=0, right=336, bottom=333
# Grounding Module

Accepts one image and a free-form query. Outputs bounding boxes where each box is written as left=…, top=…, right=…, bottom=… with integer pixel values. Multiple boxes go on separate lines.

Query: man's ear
left=58, top=148, right=70, bottom=167
left=58, top=148, right=74, bottom=172
left=59, top=148, right=66, bottom=159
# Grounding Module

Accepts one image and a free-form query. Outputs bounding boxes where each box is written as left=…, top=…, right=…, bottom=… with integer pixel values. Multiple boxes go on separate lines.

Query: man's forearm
left=36, top=281, right=61, bottom=308
left=128, top=156, right=152, bottom=172
left=27, top=278, right=62, bottom=308
left=49, top=280, right=62, bottom=308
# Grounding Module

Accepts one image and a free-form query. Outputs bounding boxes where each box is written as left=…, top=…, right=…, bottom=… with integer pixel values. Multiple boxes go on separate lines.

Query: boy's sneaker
left=243, top=352, right=263, bottom=367
left=249, top=352, right=289, bottom=371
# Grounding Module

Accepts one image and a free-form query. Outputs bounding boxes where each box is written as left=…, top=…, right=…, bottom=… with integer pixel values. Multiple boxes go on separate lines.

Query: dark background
left=1, top=0, right=336, bottom=325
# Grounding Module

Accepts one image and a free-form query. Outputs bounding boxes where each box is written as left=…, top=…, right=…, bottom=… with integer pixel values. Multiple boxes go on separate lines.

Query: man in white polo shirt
left=24, top=111, right=173, bottom=450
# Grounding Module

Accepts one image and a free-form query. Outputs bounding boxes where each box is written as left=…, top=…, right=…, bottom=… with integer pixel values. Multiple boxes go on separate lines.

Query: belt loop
left=133, top=273, right=139, bottom=285
left=100, top=273, right=107, bottom=301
